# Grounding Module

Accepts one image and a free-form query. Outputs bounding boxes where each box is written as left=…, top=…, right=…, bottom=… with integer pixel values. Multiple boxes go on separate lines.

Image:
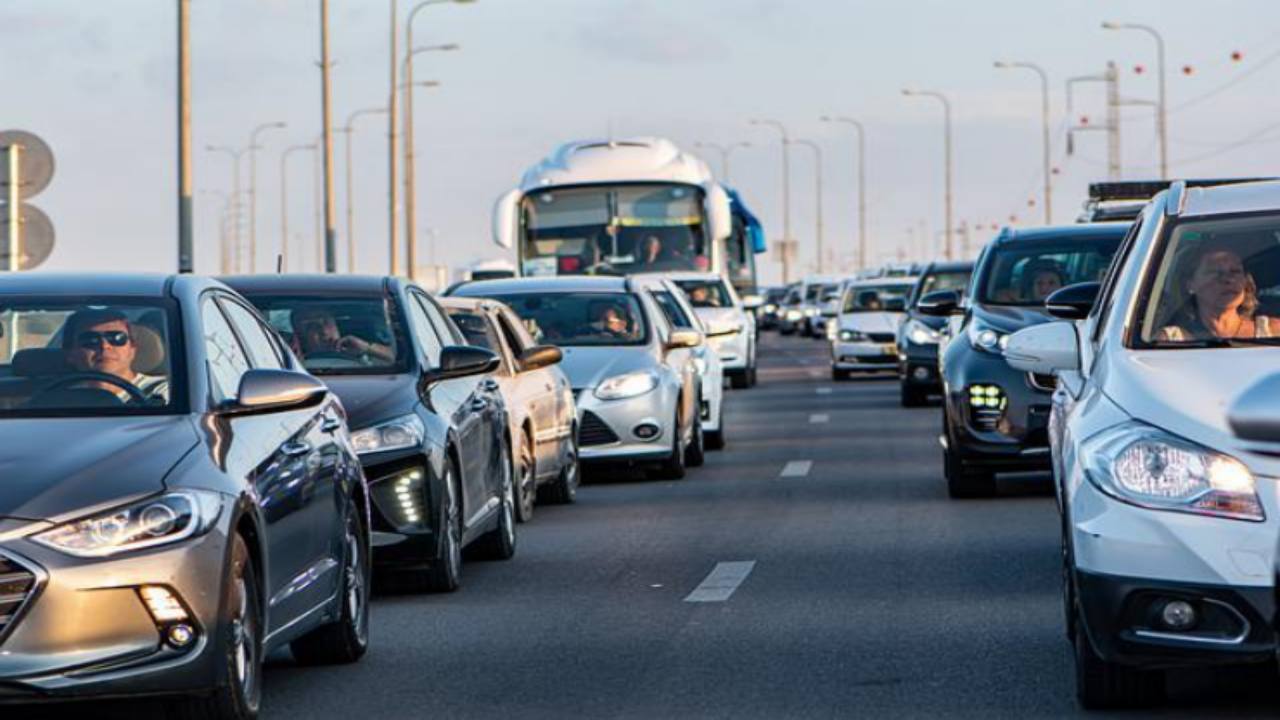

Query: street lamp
left=692, top=141, right=750, bottom=183
left=791, top=139, right=824, bottom=274
left=340, top=107, right=388, bottom=273
left=820, top=115, right=867, bottom=270
left=748, top=118, right=792, bottom=282
left=206, top=145, right=248, bottom=271
left=994, top=61, right=1051, bottom=223
left=402, top=43, right=457, bottom=281
left=1102, top=21, right=1168, bottom=178
left=280, top=143, right=318, bottom=272
left=247, top=121, right=287, bottom=273
left=901, top=89, right=954, bottom=260
left=200, top=189, right=233, bottom=274
left=177, top=0, right=192, bottom=273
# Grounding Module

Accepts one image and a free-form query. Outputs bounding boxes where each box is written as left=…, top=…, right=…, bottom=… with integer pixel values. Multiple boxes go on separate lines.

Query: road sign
left=0, top=130, right=54, bottom=200
left=0, top=204, right=54, bottom=270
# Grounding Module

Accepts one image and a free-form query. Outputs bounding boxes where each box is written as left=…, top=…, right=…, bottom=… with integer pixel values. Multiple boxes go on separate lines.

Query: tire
left=514, top=430, right=536, bottom=523
left=475, top=439, right=518, bottom=561
left=685, top=408, right=705, bottom=468
left=423, top=461, right=463, bottom=592
left=900, top=382, right=927, bottom=407
left=166, top=534, right=261, bottom=720
left=291, top=496, right=371, bottom=665
left=653, top=409, right=687, bottom=480
left=1074, top=613, right=1165, bottom=709
left=705, top=403, right=726, bottom=451
left=540, top=431, right=579, bottom=505
left=729, top=370, right=749, bottom=389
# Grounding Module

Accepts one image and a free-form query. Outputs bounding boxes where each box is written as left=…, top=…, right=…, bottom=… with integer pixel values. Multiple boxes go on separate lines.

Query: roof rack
left=1088, top=178, right=1274, bottom=202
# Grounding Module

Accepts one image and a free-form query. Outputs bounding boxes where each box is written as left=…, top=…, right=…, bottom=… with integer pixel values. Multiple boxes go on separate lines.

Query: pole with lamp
left=901, top=89, right=954, bottom=260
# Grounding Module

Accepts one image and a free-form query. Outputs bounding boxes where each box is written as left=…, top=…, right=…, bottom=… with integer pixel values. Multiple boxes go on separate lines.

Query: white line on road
left=779, top=460, right=813, bottom=477
left=684, top=561, right=756, bottom=603
left=809, top=413, right=829, bottom=424
left=807, top=368, right=823, bottom=378
left=816, top=387, right=833, bottom=395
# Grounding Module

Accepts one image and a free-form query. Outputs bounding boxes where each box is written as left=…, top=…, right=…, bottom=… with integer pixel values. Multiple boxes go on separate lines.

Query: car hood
left=838, top=312, right=904, bottom=334
left=558, top=346, right=657, bottom=389
left=972, top=304, right=1052, bottom=334
left=0, top=416, right=199, bottom=522
left=321, top=374, right=418, bottom=431
left=694, top=307, right=744, bottom=331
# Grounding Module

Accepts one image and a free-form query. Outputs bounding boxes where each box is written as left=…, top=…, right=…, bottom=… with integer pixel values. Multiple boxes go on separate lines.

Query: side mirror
left=1004, top=322, right=1080, bottom=374
left=518, top=344, right=562, bottom=372
left=665, top=329, right=703, bottom=350
left=492, top=188, right=521, bottom=250
left=1227, top=373, right=1280, bottom=443
left=705, top=185, right=733, bottom=243
left=917, top=290, right=961, bottom=317
left=1045, top=282, right=1101, bottom=320
left=423, top=345, right=500, bottom=386
left=741, top=294, right=764, bottom=310
left=225, top=369, right=327, bottom=415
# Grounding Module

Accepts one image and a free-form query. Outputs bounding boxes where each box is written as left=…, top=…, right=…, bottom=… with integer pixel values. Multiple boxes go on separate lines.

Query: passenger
left=688, top=286, right=713, bottom=306
left=292, top=307, right=395, bottom=362
left=589, top=302, right=633, bottom=339
left=858, top=290, right=882, bottom=311
left=1157, top=244, right=1275, bottom=341
left=62, top=309, right=169, bottom=402
left=1023, top=263, right=1065, bottom=301
left=641, top=235, right=663, bottom=266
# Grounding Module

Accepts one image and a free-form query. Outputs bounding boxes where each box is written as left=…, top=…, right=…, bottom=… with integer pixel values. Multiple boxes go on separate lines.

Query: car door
left=494, top=306, right=560, bottom=478
left=201, top=295, right=329, bottom=632
left=645, top=291, right=696, bottom=437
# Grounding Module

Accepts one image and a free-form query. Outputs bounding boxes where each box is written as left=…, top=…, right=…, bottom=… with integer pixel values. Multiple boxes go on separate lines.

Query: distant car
left=756, top=286, right=788, bottom=330
left=777, top=285, right=804, bottom=335
left=920, top=223, right=1128, bottom=498
left=810, top=282, right=846, bottom=342
left=0, top=274, right=371, bottom=714
left=1006, top=181, right=1280, bottom=708
left=227, top=275, right=516, bottom=593
left=667, top=272, right=758, bottom=388
left=829, top=278, right=915, bottom=380
left=896, top=260, right=974, bottom=406
left=795, top=275, right=843, bottom=336
left=452, top=276, right=705, bottom=478
left=440, top=297, right=580, bottom=521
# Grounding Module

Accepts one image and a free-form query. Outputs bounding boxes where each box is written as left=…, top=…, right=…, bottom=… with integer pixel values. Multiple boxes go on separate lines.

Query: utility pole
left=1103, top=22, right=1167, bottom=178
left=994, top=62, right=1052, bottom=224
left=207, top=145, right=247, bottom=271
left=820, top=116, right=867, bottom=270
left=342, top=107, right=388, bottom=274
left=177, top=0, right=193, bottom=273
left=319, top=0, right=338, bottom=273
left=902, top=89, right=954, bottom=260
left=247, top=121, right=286, bottom=273
left=1066, top=63, right=1122, bottom=180
left=792, top=139, right=824, bottom=273
left=387, top=0, right=400, bottom=275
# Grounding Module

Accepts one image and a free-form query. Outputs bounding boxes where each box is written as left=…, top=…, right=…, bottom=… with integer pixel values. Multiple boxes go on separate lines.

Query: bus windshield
left=520, top=183, right=708, bottom=276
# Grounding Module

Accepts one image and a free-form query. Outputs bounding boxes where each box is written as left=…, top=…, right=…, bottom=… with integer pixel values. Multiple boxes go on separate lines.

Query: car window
left=404, top=293, right=445, bottom=367
left=652, top=290, right=695, bottom=329
left=474, top=292, right=649, bottom=346
left=243, top=294, right=407, bottom=375
left=202, top=298, right=252, bottom=404
left=1092, top=216, right=1145, bottom=344
left=495, top=309, right=531, bottom=354
left=672, top=279, right=730, bottom=308
left=978, top=238, right=1122, bottom=306
left=444, top=307, right=499, bottom=351
left=842, top=284, right=910, bottom=313
left=416, top=293, right=462, bottom=347
left=218, top=298, right=284, bottom=370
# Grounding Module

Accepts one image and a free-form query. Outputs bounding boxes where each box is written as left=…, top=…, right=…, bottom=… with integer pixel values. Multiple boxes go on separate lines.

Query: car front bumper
left=709, top=331, right=750, bottom=371
left=574, top=387, right=678, bottom=463
left=899, top=340, right=942, bottom=390
left=831, top=339, right=900, bottom=371
left=942, top=342, right=1052, bottom=471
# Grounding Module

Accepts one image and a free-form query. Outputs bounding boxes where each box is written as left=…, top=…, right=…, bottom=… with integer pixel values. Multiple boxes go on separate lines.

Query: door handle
left=481, top=378, right=500, bottom=392
left=321, top=417, right=342, bottom=434
left=281, top=440, right=312, bottom=457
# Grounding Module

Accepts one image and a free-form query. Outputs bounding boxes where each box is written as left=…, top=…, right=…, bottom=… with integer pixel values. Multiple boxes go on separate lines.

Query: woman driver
left=1158, top=243, right=1275, bottom=341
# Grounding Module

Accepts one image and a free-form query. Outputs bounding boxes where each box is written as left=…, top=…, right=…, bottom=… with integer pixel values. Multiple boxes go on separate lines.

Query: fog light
left=394, top=470, right=424, bottom=525
left=166, top=623, right=197, bottom=648
left=139, top=586, right=189, bottom=623
left=913, top=366, right=929, bottom=381
left=968, top=384, right=1007, bottom=410
left=634, top=423, right=660, bottom=440
left=1160, top=600, right=1198, bottom=630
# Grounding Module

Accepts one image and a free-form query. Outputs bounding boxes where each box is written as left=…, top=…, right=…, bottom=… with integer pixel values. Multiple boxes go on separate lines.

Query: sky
left=5, top=0, right=1280, bottom=286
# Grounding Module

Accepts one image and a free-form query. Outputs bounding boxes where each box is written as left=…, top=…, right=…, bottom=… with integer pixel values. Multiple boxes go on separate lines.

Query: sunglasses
left=76, top=330, right=130, bottom=348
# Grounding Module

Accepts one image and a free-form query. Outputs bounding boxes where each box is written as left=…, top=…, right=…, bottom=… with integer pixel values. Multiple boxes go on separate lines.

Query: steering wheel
left=36, top=372, right=147, bottom=404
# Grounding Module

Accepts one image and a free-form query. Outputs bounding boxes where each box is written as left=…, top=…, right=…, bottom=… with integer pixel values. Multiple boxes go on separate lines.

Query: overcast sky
left=6, top=0, right=1280, bottom=285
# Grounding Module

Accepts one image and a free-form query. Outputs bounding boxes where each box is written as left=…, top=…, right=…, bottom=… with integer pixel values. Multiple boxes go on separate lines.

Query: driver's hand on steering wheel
left=336, top=335, right=371, bottom=356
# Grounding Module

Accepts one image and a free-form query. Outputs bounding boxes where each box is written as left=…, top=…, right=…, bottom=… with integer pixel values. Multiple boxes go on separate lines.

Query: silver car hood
left=694, top=306, right=743, bottom=330
left=838, top=312, right=904, bottom=333
left=557, top=345, right=657, bottom=390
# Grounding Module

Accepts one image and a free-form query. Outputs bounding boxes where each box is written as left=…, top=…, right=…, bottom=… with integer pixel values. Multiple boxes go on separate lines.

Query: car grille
left=0, top=554, right=38, bottom=645
left=579, top=411, right=620, bottom=446
left=867, top=332, right=895, bottom=343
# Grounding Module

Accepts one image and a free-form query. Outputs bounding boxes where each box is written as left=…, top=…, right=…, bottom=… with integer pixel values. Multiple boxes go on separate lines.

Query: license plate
left=881, top=344, right=897, bottom=355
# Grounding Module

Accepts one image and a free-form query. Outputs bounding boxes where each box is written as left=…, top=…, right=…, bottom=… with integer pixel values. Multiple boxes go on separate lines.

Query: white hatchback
left=665, top=272, right=759, bottom=388
left=1005, top=180, right=1280, bottom=709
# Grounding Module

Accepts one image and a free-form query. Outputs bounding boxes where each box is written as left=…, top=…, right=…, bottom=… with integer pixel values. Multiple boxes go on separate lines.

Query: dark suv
left=896, top=260, right=973, bottom=406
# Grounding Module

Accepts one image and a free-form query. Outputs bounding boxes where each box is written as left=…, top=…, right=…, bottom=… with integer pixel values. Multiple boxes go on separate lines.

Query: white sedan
left=828, top=278, right=915, bottom=380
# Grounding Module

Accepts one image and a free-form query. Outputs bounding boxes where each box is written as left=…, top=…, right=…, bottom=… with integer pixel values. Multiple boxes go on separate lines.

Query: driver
left=62, top=309, right=169, bottom=403
left=291, top=306, right=395, bottom=363
left=589, top=302, right=633, bottom=339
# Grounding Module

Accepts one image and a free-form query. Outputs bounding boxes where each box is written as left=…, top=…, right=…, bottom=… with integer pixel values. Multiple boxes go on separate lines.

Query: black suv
left=896, top=260, right=973, bottom=406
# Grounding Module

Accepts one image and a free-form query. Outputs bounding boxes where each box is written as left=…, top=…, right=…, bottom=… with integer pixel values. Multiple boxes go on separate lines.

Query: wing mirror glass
left=916, top=290, right=961, bottom=317
left=1003, top=322, right=1080, bottom=374
left=423, top=345, right=500, bottom=386
left=1228, top=373, right=1280, bottom=443
left=665, top=329, right=703, bottom=350
left=1045, top=282, right=1101, bottom=320
left=518, top=344, right=562, bottom=372
left=225, top=369, right=327, bottom=415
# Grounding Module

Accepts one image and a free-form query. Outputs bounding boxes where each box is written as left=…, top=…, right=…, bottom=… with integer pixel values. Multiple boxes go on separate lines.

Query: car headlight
left=33, top=490, right=224, bottom=558
left=764, top=303, right=778, bottom=313
left=838, top=329, right=868, bottom=342
left=594, top=371, right=659, bottom=400
left=1082, top=421, right=1263, bottom=522
left=804, top=308, right=819, bottom=317
left=967, top=323, right=1009, bottom=353
left=350, top=413, right=425, bottom=455
left=785, top=309, right=802, bottom=321
left=906, top=319, right=942, bottom=345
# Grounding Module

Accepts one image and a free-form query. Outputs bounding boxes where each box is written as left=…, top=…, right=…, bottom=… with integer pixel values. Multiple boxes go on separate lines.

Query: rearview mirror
left=518, top=344, right=562, bottom=372
left=1228, top=373, right=1280, bottom=443
left=1045, top=282, right=1100, bottom=320
left=225, top=369, right=327, bottom=415
left=917, top=290, right=960, bottom=317
left=492, top=189, right=521, bottom=250
left=1003, top=322, right=1080, bottom=374
left=665, top=329, right=703, bottom=350
left=423, top=345, right=500, bottom=386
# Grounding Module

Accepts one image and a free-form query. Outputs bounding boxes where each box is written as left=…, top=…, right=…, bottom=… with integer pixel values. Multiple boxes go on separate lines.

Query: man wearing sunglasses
left=61, top=309, right=169, bottom=403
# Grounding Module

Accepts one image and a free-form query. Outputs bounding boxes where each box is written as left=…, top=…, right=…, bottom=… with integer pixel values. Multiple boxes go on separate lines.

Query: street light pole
left=247, top=121, right=286, bottom=273
left=994, top=61, right=1051, bottom=223
left=1103, top=21, right=1167, bottom=178
left=693, top=141, right=750, bottom=184
left=401, top=43, right=455, bottom=281
left=177, top=0, right=193, bottom=273
left=748, top=119, right=792, bottom=282
left=342, top=107, right=388, bottom=274
left=902, top=89, right=954, bottom=260
left=207, top=145, right=247, bottom=271
left=281, top=143, right=317, bottom=272
left=792, top=139, right=824, bottom=273
left=820, top=115, right=867, bottom=270
left=319, top=0, right=338, bottom=273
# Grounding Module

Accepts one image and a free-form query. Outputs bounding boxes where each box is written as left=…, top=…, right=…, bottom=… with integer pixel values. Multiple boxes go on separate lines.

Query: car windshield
left=916, top=270, right=972, bottom=304
left=1136, top=213, right=1280, bottom=348
left=979, top=238, right=1121, bottom=306
left=245, top=295, right=409, bottom=375
left=842, top=284, right=910, bottom=313
left=520, top=184, right=709, bottom=276
left=480, top=292, right=648, bottom=346
left=0, top=299, right=182, bottom=417
left=444, top=308, right=496, bottom=350
left=673, top=280, right=730, bottom=308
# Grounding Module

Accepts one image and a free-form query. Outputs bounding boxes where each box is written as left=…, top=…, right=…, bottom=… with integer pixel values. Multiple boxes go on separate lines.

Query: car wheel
left=476, top=439, right=518, bottom=561
left=166, top=534, right=261, bottom=720
left=540, top=431, right=579, bottom=505
left=423, top=461, right=463, bottom=592
left=515, top=430, right=536, bottom=523
left=705, top=403, right=726, bottom=451
left=291, top=496, right=371, bottom=665
left=900, top=382, right=927, bottom=407
left=653, top=408, right=687, bottom=480
left=685, top=407, right=705, bottom=468
left=1074, top=612, right=1165, bottom=708
left=943, top=418, right=996, bottom=498
left=831, top=367, right=848, bottom=382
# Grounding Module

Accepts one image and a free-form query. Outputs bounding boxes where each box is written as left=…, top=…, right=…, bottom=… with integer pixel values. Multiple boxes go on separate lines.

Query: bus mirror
left=706, top=185, right=733, bottom=244
left=493, top=189, right=521, bottom=249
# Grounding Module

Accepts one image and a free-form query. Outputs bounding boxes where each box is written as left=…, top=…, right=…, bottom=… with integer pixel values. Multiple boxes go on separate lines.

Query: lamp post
left=994, top=61, right=1051, bottom=224
left=748, top=118, right=792, bottom=282
left=341, top=106, right=388, bottom=273
left=206, top=145, right=248, bottom=271
left=401, top=41, right=455, bottom=281
left=1103, top=21, right=1167, bottom=178
left=280, top=143, right=317, bottom=272
left=177, top=0, right=192, bottom=273
left=319, top=0, right=338, bottom=272
left=902, top=89, right=954, bottom=260
left=200, top=189, right=232, bottom=274
left=791, top=139, right=824, bottom=273
left=247, top=121, right=286, bottom=273
left=820, top=115, right=867, bottom=270
left=692, top=141, right=750, bottom=183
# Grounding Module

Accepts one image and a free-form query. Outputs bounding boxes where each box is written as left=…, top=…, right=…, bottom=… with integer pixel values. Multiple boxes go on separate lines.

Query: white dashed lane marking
left=684, top=561, right=757, bottom=603
left=779, top=460, right=813, bottom=478
left=816, top=387, right=832, bottom=395
left=809, top=413, right=829, bottom=424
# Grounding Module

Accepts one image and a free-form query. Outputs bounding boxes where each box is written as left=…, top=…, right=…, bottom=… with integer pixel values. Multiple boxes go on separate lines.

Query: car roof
left=922, top=260, right=975, bottom=274
left=0, top=272, right=180, bottom=297
left=848, top=277, right=916, bottom=288
left=437, top=296, right=490, bottom=311
left=992, top=222, right=1130, bottom=247
left=1177, top=179, right=1280, bottom=218
left=654, top=271, right=725, bottom=283
left=220, top=274, right=393, bottom=295
left=450, top=275, right=631, bottom=295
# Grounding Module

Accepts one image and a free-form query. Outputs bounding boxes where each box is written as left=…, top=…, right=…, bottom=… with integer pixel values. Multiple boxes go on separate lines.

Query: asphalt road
left=30, top=331, right=1280, bottom=719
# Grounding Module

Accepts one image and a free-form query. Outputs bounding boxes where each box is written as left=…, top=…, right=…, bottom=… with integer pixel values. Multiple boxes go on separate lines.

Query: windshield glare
left=673, top=280, right=730, bottom=308
left=0, top=300, right=181, bottom=417
left=917, top=270, right=972, bottom=304
left=980, top=240, right=1120, bottom=306
left=247, top=296, right=408, bottom=375
left=842, top=284, right=910, bottom=313
left=520, top=184, right=708, bottom=276
left=481, top=292, right=648, bottom=346
left=1138, top=214, right=1280, bottom=347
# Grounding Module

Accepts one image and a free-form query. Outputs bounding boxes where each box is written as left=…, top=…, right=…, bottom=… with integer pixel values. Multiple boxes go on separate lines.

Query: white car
left=829, top=278, right=915, bottom=380
left=666, top=272, right=758, bottom=388
left=1005, top=180, right=1280, bottom=708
